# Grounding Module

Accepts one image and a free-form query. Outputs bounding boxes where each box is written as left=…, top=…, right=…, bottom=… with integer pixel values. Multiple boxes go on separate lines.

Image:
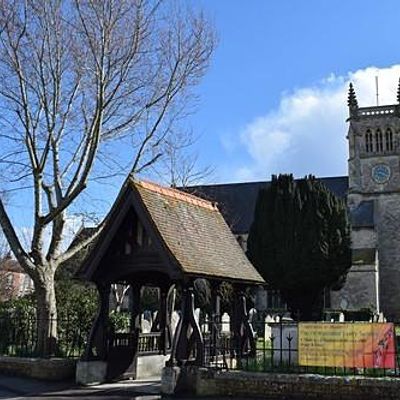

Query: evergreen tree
left=247, top=174, right=351, bottom=320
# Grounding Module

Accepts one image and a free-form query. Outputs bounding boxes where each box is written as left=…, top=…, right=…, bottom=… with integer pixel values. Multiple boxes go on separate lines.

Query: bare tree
left=159, top=128, right=215, bottom=187
left=111, top=283, right=131, bottom=312
left=0, top=0, right=215, bottom=355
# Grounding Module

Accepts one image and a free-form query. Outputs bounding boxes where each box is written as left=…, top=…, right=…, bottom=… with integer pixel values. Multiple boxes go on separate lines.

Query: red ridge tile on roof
left=131, top=178, right=264, bottom=284
left=134, top=179, right=218, bottom=211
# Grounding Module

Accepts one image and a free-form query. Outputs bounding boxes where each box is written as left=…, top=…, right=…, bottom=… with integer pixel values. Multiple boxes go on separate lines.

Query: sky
left=187, top=0, right=400, bottom=183
left=8, top=0, right=400, bottom=243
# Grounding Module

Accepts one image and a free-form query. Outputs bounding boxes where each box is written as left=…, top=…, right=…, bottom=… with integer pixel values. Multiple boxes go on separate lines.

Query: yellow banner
left=298, top=323, right=395, bottom=368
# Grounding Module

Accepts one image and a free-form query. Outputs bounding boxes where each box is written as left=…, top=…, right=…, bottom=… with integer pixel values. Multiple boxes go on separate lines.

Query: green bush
left=0, top=294, right=36, bottom=318
left=109, top=310, right=131, bottom=333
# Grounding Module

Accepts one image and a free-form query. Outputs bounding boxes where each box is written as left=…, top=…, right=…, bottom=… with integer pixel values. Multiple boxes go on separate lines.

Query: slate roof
left=134, top=180, right=264, bottom=283
left=186, top=176, right=349, bottom=234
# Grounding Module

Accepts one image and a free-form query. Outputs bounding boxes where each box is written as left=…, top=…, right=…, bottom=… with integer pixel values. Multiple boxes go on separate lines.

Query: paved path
left=0, top=375, right=267, bottom=399
left=0, top=387, right=17, bottom=399
left=0, top=375, right=162, bottom=399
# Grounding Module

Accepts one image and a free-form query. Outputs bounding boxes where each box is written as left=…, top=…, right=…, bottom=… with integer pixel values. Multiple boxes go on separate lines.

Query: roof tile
left=132, top=179, right=264, bottom=284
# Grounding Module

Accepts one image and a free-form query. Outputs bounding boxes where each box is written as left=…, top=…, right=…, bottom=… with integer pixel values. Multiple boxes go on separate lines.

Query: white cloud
left=236, top=64, right=400, bottom=180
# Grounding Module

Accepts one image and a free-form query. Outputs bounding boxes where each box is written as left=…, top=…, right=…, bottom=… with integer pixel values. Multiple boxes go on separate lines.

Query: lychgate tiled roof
left=132, top=179, right=264, bottom=284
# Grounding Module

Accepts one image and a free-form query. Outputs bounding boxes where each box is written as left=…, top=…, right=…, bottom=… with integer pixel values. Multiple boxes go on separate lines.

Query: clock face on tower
left=372, top=164, right=391, bottom=184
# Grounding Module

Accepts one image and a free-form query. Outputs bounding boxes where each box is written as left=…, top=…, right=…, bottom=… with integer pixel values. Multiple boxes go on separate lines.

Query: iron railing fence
left=202, top=317, right=400, bottom=378
left=0, top=317, right=171, bottom=359
left=0, top=316, right=91, bottom=358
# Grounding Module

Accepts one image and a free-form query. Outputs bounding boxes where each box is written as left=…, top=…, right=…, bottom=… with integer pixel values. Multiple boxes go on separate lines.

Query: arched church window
left=375, top=129, right=383, bottom=152
left=365, top=129, right=373, bottom=152
left=385, top=128, right=394, bottom=151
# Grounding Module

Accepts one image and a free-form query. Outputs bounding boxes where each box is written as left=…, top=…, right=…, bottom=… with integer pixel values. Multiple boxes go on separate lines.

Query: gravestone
left=221, top=313, right=230, bottom=333
left=270, top=322, right=298, bottom=366
left=264, top=314, right=274, bottom=341
left=141, top=318, right=151, bottom=333
left=378, top=312, right=386, bottom=322
left=201, top=314, right=210, bottom=334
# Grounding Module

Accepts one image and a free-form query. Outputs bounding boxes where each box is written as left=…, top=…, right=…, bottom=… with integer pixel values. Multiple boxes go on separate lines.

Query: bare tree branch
left=0, top=0, right=215, bottom=356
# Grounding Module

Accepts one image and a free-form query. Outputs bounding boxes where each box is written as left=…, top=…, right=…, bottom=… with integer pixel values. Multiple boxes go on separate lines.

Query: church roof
left=186, top=176, right=349, bottom=234
left=77, top=178, right=264, bottom=285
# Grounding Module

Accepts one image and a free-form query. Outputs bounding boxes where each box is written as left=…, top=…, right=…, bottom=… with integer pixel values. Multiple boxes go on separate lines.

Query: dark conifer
left=247, top=174, right=351, bottom=321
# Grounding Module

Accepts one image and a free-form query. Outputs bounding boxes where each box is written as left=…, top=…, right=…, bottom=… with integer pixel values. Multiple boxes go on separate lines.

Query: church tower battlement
left=347, top=81, right=400, bottom=197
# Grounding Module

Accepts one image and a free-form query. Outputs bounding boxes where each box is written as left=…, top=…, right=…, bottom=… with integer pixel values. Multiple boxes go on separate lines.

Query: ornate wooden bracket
left=232, top=288, right=256, bottom=358
left=169, top=285, right=204, bottom=366
left=210, top=280, right=222, bottom=357
left=158, top=283, right=174, bottom=354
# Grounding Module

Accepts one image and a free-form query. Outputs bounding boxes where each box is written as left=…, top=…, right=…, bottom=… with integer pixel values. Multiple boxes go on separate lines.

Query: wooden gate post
left=170, top=284, right=204, bottom=366
left=210, top=281, right=221, bottom=357
left=159, top=284, right=170, bottom=355
left=83, top=282, right=111, bottom=361
left=232, top=286, right=256, bottom=359
left=129, top=282, right=141, bottom=335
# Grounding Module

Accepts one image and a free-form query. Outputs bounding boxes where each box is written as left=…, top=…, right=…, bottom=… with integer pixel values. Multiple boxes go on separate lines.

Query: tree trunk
left=35, top=271, right=58, bottom=357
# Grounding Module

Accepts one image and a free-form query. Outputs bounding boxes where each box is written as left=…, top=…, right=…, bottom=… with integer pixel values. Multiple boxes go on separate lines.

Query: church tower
left=347, top=81, right=400, bottom=196
left=344, top=81, right=400, bottom=319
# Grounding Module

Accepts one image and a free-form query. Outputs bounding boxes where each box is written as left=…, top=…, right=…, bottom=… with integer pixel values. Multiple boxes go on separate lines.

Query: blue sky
left=186, top=0, right=400, bottom=183
left=9, top=0, right=400, bottom=240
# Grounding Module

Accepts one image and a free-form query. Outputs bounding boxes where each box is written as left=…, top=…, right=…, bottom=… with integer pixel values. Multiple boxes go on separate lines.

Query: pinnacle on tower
left=397, top=78, right=400, bottom=104
left=347, top=82, right=358, bottom=109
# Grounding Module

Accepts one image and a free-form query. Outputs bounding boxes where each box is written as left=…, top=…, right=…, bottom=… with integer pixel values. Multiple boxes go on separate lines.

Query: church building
left=189, top=83, right=400, bottom=320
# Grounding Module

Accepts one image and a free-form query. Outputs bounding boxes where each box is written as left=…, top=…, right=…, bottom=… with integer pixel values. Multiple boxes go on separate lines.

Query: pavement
left=0, top=375, right=162, bottom=399
left=0, top=375, right=292, bottom=400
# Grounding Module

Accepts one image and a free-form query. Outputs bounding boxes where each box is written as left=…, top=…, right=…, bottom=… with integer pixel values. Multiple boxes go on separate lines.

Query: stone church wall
left=346, top=193, right=400, bottom=319
left=330, top=264, right=379, bottom=312
left=351, top=228, right=377, bottom=248
left=375, top=194, right=400, bottom=320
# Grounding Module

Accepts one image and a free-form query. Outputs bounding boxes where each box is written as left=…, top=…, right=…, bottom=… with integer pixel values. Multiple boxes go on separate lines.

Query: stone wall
left=162, top=367, right=400, bottom=400
left=330, top=263, right=379, bottom=311
left=351, top=228, right=377, bottom=248
left=136, top=354, right=169, bottom=380
left=376, top=194, right=400, bottom=320
left=0, top=356, right=76, bottom=381
left=344, top=192, right=400, bottom=319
